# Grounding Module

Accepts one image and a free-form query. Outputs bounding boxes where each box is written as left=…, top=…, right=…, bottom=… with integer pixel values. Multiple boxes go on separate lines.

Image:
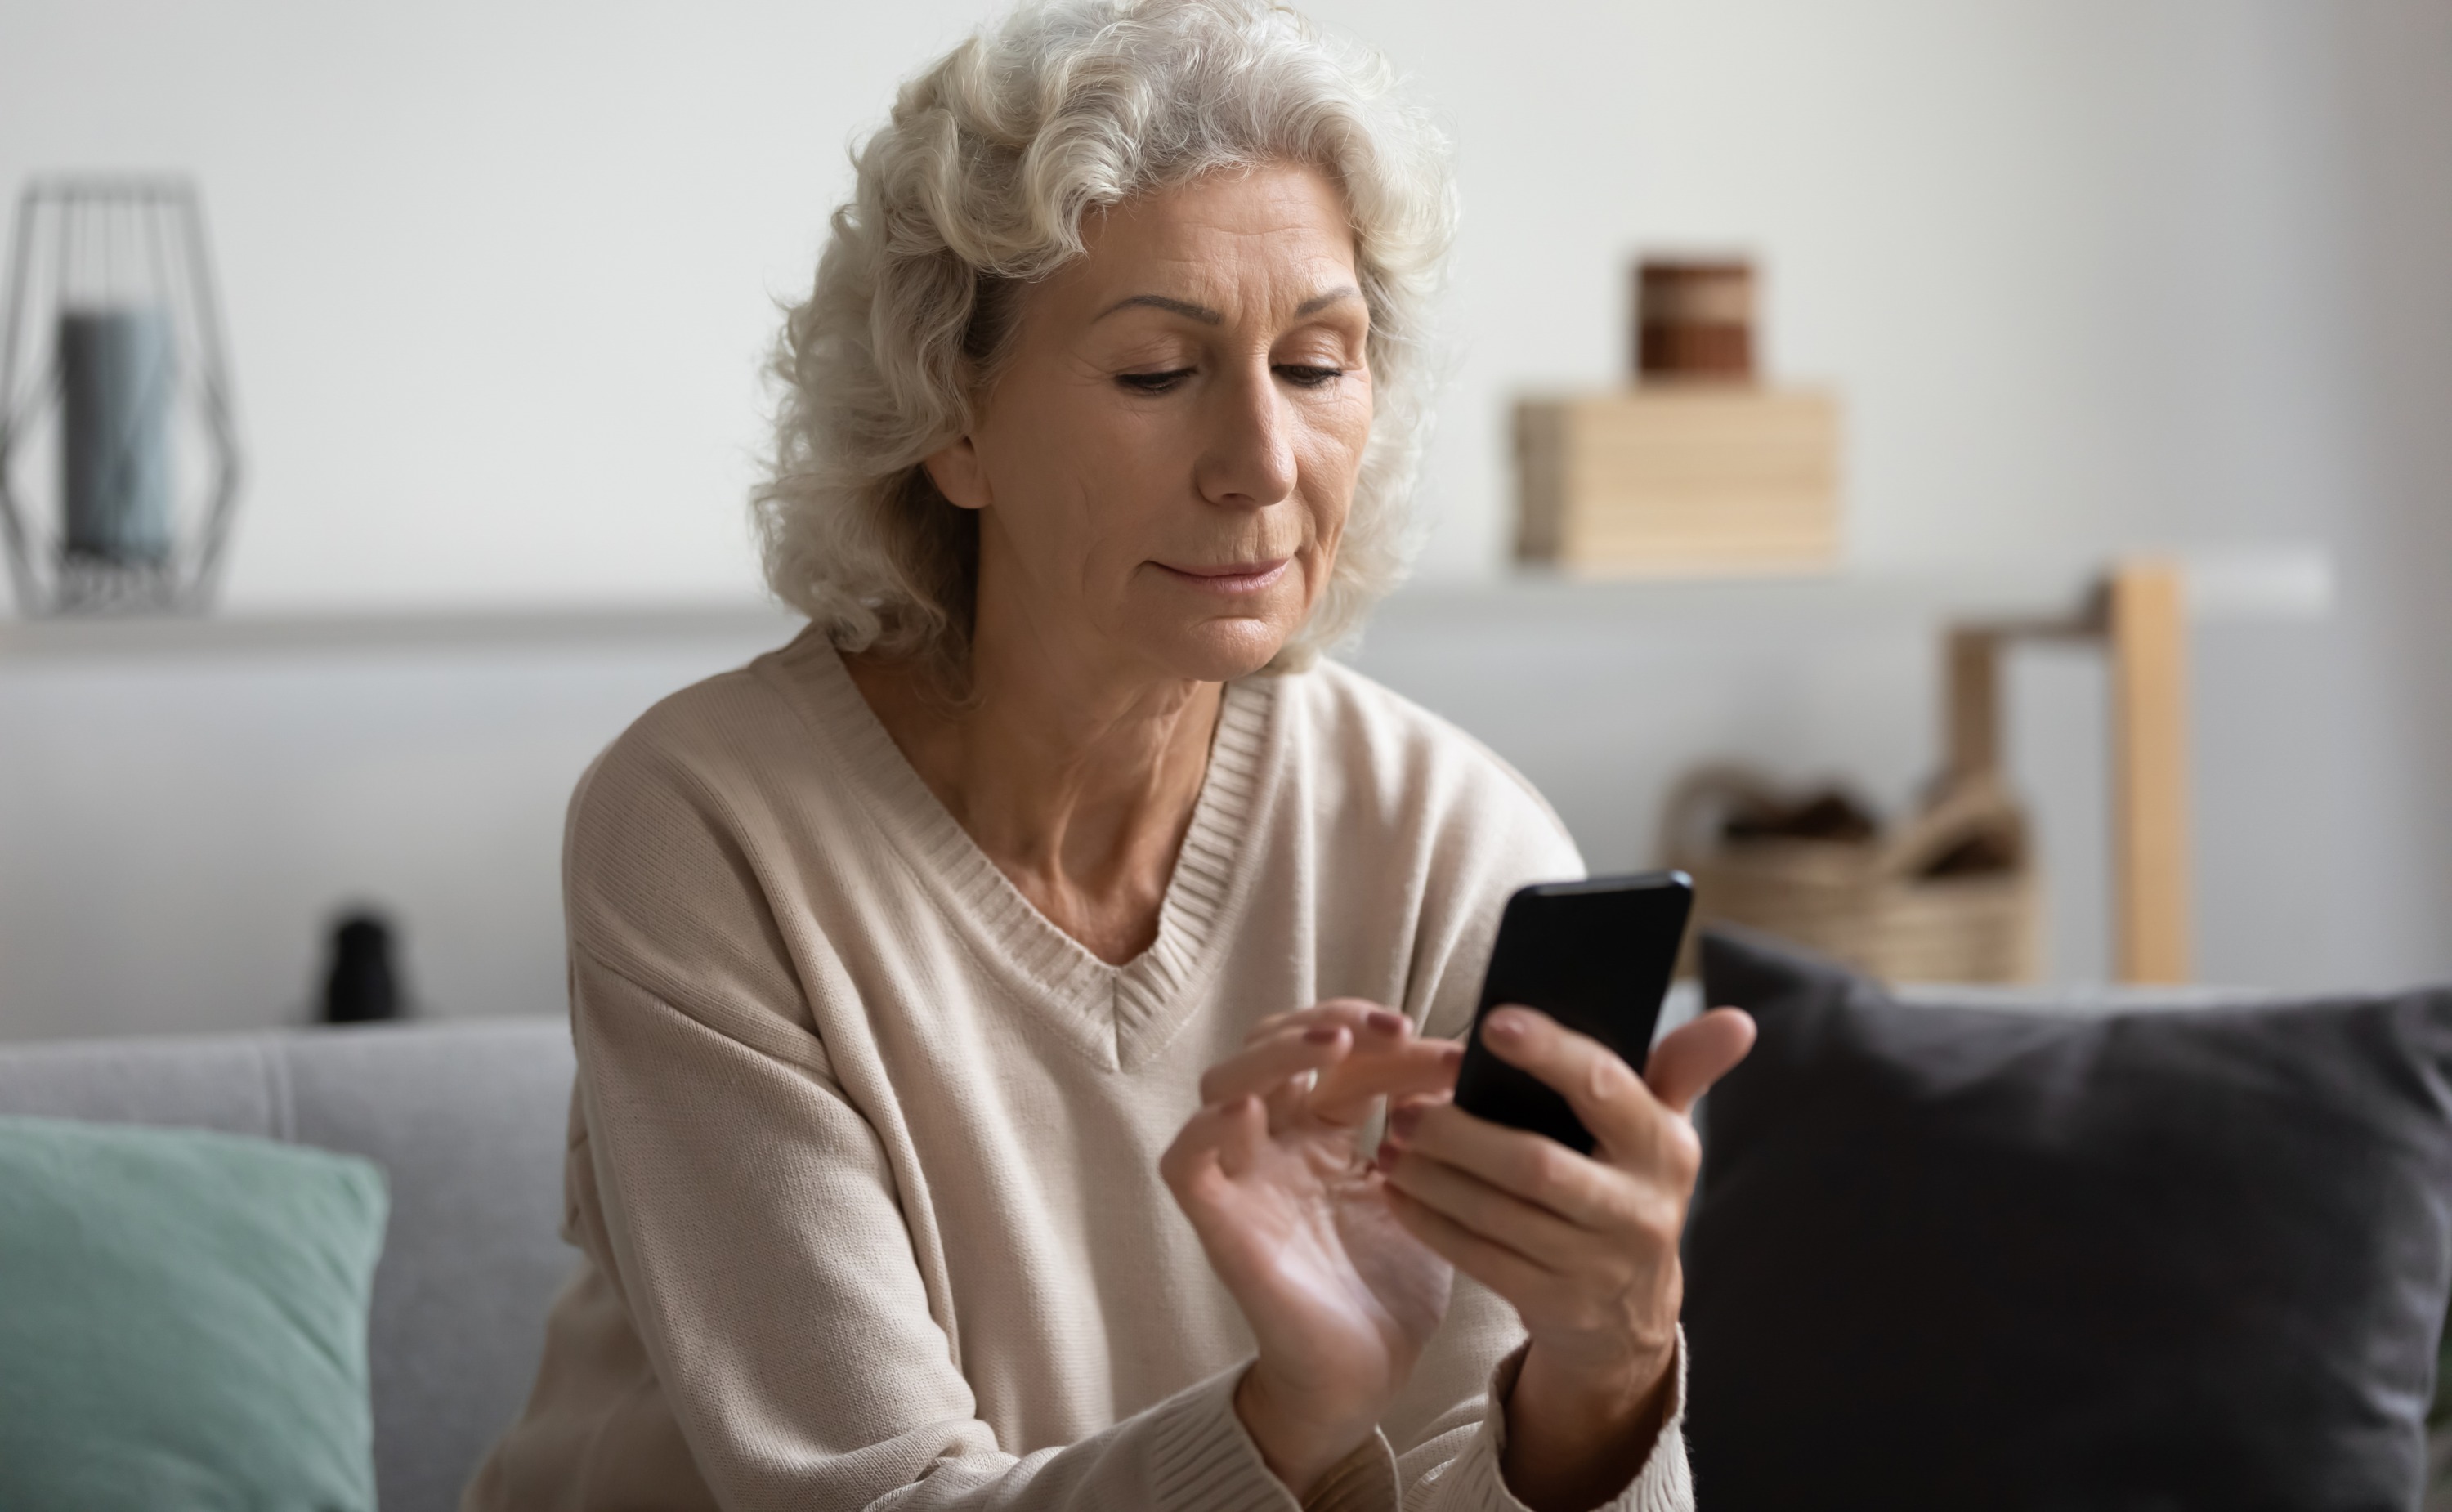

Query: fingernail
left=1389, top=1104, right=1421, bottom=1139
left=1304, top=1024, right=1341, bottom=1044
left=1366, top=1009, right=1407, bottom=1036
left=1487, top=1008, right=1532, bottom=1039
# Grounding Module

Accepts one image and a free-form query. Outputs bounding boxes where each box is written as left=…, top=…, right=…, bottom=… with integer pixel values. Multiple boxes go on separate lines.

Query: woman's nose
left=1192, top=360, right=1300, bottom=511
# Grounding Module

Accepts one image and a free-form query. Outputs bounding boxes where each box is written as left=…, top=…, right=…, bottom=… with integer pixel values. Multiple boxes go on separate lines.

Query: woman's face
left=926, top=163, right=1374, bottom=687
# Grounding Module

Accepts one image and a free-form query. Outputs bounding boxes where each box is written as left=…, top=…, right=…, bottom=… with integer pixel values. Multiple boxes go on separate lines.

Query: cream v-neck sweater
left=465, top=629, right=1692, bottom=1512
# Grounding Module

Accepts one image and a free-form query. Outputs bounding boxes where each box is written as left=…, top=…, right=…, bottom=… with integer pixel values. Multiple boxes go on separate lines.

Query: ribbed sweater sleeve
left=1399, top=1341, right=1692, bottom=1512
left=570, top=949, right=1301, bottom=1512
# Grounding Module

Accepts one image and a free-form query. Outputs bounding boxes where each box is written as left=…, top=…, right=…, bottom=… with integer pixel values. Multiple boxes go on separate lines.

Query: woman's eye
left=1275, top=365, right=1345, bottom=388
left=1116, top=369, right=1193, bottom=394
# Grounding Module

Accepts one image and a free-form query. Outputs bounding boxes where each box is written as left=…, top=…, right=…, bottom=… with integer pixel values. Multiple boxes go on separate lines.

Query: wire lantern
left=0, top=179, right=242, bottom=615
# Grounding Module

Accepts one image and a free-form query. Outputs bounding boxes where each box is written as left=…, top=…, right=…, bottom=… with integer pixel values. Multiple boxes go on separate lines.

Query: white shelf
left=1368, top=566, right=2098, bottom=632
left=2, top=556, right=2289, bottom=665
left=0, top=601, right=801, bottom=663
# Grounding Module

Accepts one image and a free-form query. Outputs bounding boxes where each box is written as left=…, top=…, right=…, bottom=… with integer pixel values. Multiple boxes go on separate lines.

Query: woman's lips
left=1156, top=558, right=1292, bottom=593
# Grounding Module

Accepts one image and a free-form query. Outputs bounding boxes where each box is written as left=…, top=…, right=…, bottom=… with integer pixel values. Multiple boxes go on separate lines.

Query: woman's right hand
left=1161, top=1000, right=1465, bottom=1498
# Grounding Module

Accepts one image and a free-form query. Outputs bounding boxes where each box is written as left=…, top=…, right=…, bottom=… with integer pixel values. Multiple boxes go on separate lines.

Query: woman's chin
left=1138, top=616, right=1297, bottom=683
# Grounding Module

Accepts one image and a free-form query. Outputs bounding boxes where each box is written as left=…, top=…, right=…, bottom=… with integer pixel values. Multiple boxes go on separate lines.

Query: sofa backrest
left=1, top=984, right=2270, bottom=1510
left=0, top=1018, right=577, bottom=1512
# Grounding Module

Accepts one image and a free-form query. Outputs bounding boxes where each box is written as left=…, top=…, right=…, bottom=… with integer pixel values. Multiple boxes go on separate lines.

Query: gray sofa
left=18, top=990, right=2434, bottom=1512
left=0, top=1018, right=577, bottom=1512
left=0, top=986, right=2252, bottom=1512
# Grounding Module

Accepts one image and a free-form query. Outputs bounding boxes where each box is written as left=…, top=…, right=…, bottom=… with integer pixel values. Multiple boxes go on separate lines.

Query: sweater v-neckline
left=768, top=630, right=1276, bottom=1071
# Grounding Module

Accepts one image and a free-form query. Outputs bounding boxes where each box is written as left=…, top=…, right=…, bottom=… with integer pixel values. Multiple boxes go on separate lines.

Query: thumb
left=1644, top=1008, right=1756, bottom=1116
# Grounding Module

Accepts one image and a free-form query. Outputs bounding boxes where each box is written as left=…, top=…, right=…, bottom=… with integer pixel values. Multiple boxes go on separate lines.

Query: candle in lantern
left=60, top=306, right=175, bottom=566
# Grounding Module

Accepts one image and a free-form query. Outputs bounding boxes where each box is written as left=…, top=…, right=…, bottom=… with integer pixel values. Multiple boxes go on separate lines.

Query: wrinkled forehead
left=1048, top=164, right=1363, bottom=328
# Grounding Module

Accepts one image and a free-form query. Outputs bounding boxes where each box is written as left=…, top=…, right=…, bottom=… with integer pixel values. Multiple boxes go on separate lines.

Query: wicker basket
left=1665, top=767, right=2043, bottom=983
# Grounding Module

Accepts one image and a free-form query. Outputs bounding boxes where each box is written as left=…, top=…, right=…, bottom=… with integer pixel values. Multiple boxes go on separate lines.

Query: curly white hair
left=754, top=0, right=1456, bottom=677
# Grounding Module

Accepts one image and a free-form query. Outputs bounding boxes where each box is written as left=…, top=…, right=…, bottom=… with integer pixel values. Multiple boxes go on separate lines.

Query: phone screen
left=1450, top=870, right=1694, bottom=1153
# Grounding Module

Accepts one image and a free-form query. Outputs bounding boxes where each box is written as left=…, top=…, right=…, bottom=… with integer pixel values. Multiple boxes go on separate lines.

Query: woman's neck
left=845, top=633, right=1223, bottom=967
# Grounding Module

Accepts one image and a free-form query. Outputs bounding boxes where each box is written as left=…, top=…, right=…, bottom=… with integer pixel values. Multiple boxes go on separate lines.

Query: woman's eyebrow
left=1092, top=284, right=1362, bottom=324
left=1293, top=284, right=1360, bottom=316
left=1095, top=293, right=1222, bottom=324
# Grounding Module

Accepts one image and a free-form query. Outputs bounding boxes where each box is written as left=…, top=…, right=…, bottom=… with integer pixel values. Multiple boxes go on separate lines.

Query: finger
left=1217, top=1093, right=1266, bottom=1179
left=1250, top=999, right=1370, bottom=1036
left=1391, top=1099, right=1623, bottom=1231
left=1477, top=1006, right=1662, bottom=1157
left=1378, top=1140, right=1590, bottom=1266
left=1231, top=1016, right=1423, bottom=1129
left=1644, top=1008, right=1756, bottom=1116
left=1310, top=1037, right=1464, bottom=1125
left=1157, top=1114, right=1214, bottom=1196
left=1322, top=1036, right=1461, bottom=1098
left=1385, top=1183, right=1562, bottom=1305
left=1165, top=1093, right=1269, bottom=1182
left=1161, top=1100, right=1273, bottom=1288
left=1382, top=1089, right=1452, bottom=1133
left=1261, top=1031, right=1349, bottom=1131
left=1161, top=1096, right=1250, bottom=1206
left=1248, top=998, right=1412, bottom=1046
left=1199, top=1023, right=1350, bottom=1107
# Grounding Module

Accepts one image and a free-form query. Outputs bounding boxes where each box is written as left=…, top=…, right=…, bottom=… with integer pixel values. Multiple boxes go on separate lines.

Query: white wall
left=0, top=0, right=2383, bottom=600
left=0, top=617, right=790, bottom=1039
left=2, top=0, right=2446, bottom=1035
left=2309, top=5, right=2452, bottom=995
left=5, top=0, right=978, bottom=607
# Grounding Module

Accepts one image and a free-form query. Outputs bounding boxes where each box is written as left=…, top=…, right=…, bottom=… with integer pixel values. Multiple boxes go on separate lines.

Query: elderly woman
left=468, top=2, right=1752, bottom=1510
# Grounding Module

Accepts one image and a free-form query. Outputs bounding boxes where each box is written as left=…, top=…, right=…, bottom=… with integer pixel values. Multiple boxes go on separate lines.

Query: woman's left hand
left=1161, top=1000, right=1468, bottom=1499
left=1376, top=1004, right=1756, bottom=1512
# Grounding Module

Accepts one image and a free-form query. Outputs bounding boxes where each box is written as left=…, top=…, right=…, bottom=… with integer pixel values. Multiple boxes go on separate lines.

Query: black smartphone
left=1451, top=870, right=1694, bottom=1153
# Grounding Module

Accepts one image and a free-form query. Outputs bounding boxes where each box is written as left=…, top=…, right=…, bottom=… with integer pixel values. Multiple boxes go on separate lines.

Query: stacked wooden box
left=1515, top=257, right=1842, bottom=576
left=1514, top=387, right=1842, bottom=576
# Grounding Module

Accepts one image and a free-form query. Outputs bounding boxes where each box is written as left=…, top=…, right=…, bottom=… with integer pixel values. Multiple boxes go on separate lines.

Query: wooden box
left=1514, top=387, right=1841, bottom=575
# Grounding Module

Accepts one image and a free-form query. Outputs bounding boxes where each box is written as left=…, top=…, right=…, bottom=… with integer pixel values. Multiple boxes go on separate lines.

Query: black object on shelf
left=323, top=912, right=404, bottom=1025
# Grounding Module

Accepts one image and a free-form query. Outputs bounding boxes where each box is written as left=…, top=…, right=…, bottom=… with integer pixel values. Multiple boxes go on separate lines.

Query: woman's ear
left=923, top=436, right=991, bottom=511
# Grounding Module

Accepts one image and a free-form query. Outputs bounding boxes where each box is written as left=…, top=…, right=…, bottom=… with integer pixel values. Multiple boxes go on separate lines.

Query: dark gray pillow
left=1687, top=926, right=2452, bottom=1511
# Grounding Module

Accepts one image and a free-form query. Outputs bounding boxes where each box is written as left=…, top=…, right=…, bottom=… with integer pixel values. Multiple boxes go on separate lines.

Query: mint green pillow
left=0, top=1115, right=387, bottom=1512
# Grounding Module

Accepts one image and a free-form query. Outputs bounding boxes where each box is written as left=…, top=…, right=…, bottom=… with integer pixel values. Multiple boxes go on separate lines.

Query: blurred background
left=2, top=0, right=2446, bottom=1040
